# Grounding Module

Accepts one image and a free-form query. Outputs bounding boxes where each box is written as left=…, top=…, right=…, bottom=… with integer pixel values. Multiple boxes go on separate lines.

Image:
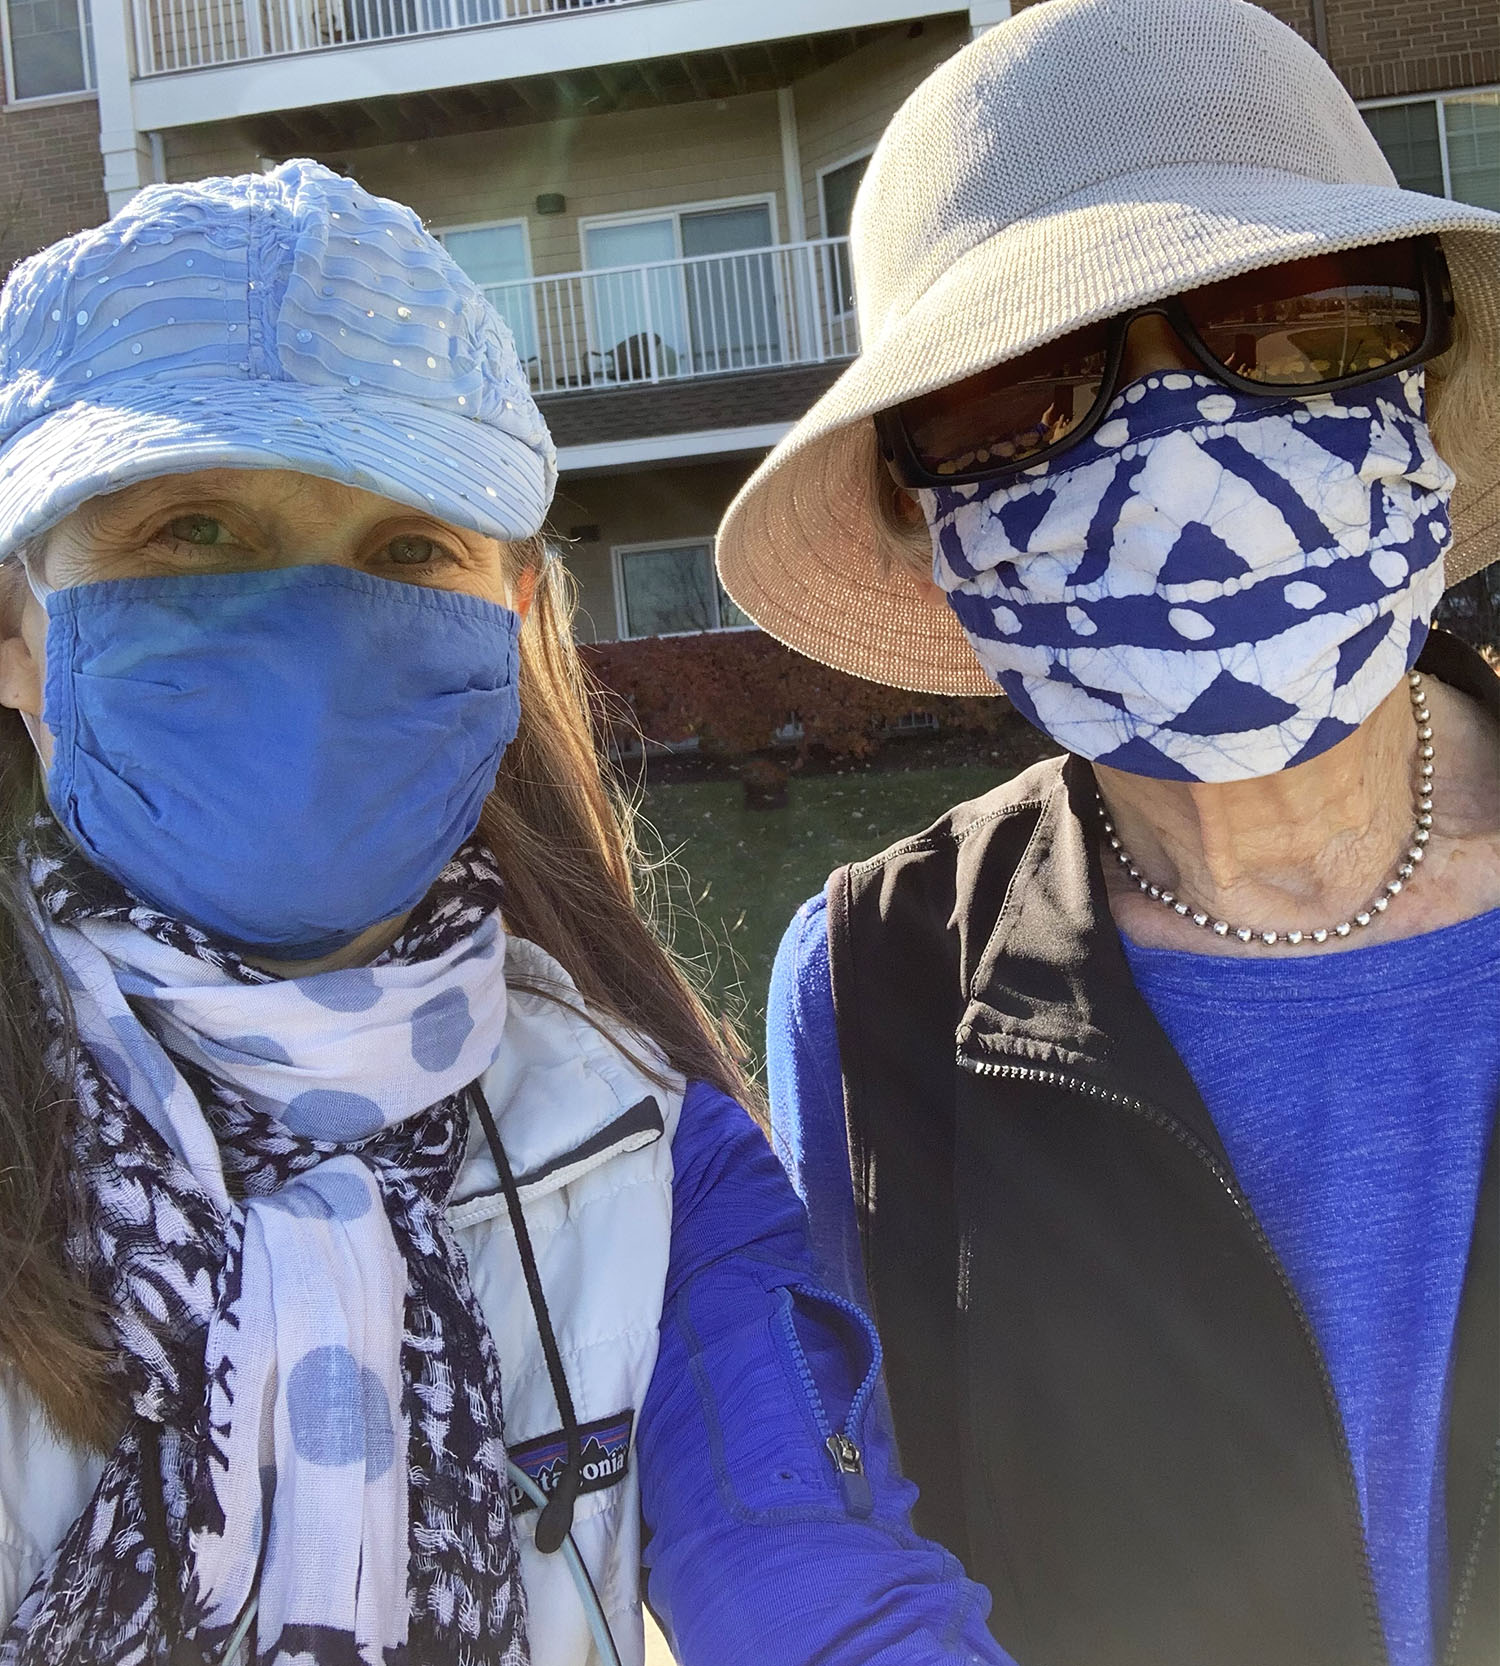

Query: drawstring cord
left=472, top=1081, right=625, bottom=1666
left=468, top=1081, right=585, bottom=1556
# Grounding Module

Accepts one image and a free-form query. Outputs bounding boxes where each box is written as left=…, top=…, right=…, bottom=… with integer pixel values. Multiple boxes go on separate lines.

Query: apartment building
left=0, top=0, right=1496, bottom=647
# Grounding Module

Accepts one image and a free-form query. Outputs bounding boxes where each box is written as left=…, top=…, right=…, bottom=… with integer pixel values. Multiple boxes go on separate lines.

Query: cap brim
left=0, top=377, right=552, bottom=561
left=717, top=168, right=1500, bottom=695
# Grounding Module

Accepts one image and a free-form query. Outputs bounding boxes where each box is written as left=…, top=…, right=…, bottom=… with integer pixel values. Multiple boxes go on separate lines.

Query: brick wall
left=1012, top=0, right=1495, bottom=100
left=1325, top=0, right=1500, bottom=100
left=0, top=84, right=105, bottom=273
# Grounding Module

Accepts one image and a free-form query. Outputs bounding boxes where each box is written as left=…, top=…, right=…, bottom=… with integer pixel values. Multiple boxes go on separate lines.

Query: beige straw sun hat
left=716, top=0, right=1500, bottom=696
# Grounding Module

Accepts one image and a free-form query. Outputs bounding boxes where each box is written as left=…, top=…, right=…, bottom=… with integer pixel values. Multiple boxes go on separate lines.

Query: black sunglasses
left=876, top=236, right=1454, bottom=490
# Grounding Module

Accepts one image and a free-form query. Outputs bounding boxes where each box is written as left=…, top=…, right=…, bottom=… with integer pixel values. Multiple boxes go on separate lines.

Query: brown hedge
left=580, top=628, right=1012, bottom=760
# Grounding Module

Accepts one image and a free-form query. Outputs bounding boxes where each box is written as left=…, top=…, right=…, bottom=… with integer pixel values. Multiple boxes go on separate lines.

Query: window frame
left=578, top=195, right=783, bottom=384
left=816, top=148, right=873, bottom=239
left=1358, top=85, right=1500, bottom=204
left=610, top=536, right=758, bottom=641
left=1, top=0, right=95, bottom=106
left=815, top=149, right=872, bottom=320
left=577, top=193, right=782, bottom=268
left=432, top=214, right=538, bottom=370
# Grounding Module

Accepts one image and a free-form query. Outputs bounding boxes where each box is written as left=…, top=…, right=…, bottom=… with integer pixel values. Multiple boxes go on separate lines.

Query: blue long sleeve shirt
left=640, top=1079, right=1013, bottom=1666
left=766, top=890, right=1500, bottom=1666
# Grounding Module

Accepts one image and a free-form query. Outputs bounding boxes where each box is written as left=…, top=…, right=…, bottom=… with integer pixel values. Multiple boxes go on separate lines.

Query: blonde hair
left=0, top=539, right=753, bottom=1450
left=1427, top=303, right=1496, bottom=493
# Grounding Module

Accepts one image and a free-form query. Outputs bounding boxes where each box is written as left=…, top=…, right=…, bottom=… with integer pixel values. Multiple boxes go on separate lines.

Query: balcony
left=124, top=0, right=960, bottom=134
left=131, top=0, right=648, bottom=75
left=489, top=237, right=860, bottom=398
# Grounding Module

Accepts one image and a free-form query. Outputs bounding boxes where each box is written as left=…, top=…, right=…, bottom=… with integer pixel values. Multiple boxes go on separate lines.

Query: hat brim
left=717, top=167, right=1500, bottom=696
left=0, top=377, right=552, bottom=563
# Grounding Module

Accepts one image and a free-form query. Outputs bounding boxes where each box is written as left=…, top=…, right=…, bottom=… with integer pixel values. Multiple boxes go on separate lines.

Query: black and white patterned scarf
left=2, top=823, right=529, bottom=1666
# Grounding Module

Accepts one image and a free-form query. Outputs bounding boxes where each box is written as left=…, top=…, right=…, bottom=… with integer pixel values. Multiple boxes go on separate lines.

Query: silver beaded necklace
left=1099, top=670, right=1434, bottom=948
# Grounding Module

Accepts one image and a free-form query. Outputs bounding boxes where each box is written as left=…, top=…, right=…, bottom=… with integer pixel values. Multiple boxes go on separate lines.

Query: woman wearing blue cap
left=0, top=162, right=1008, bottom=1666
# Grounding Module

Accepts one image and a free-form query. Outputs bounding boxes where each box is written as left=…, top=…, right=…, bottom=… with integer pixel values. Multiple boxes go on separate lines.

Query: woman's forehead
left=66, top=469, right=490, bottom=541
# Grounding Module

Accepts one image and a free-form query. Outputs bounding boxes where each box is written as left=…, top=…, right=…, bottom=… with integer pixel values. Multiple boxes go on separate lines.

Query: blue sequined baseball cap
left=0, top=159, right=556, bottom=563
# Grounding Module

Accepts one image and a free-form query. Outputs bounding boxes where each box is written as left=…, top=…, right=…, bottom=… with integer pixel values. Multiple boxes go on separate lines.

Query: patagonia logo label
left=508, top=1409, right=635, bottom=1513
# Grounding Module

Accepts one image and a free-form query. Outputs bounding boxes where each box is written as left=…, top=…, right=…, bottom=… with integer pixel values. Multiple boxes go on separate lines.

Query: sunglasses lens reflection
left=1183, top=245, right=1426, bottom=386
left=902, top=327, right=1110, bottom=477
left=895, top=241, right=1433, bottom=482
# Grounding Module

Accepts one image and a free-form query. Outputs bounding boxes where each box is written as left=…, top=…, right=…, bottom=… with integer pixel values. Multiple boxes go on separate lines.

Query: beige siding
left=552, top=459, right=751, bottom=642
left=197, top=93, right=788, bottom=280
left=794, top=17, right=968, bottom=238
left=164, top=123, right=267, bottom=182
left=162, top=32, right=966, bottom=277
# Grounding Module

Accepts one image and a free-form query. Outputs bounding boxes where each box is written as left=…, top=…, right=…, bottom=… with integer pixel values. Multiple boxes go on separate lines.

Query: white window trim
left=0, top=0, right=94, bottom=106
left=815, top=149, right=872, bottom=321
left=610, top=535, right=756, bottom=642
left=433, top=215, right=537, bottom=367
left=578, top=193, right=782, bottom=262
left=815, top=148, right=873, bottom=239
left=432, top=214, right=535, bottom=277
left=2, top=83, right=94, bottom=109
left=577, top=196, right=785, bottom=388
left=1358, top=86, right=1500, bottom=200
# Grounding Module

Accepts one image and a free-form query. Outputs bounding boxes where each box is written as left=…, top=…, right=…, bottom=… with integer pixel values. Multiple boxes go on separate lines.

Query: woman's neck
left=1095, top=677, right=1422, bottom=938
left=243, top=912, right=409, bottom=978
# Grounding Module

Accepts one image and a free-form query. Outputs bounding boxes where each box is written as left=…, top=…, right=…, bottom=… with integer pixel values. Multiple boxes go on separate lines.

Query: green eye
left=385, top=535, right=439, bottom=565
left=165, top=514, right=226, bottom=546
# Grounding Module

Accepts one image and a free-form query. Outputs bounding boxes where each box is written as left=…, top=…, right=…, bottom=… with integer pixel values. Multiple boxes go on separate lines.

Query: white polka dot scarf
left=926, top=369, right=1455, bottom=782
left=2, top=823, right=529, bottom=1666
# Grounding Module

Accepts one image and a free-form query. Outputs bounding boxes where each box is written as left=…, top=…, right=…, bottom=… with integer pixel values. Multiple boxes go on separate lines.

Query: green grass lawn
left=638, top=764, right=1007, bottom=1069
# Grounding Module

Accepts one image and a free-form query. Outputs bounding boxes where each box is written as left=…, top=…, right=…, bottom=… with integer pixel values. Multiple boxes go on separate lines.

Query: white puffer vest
left=0, top=935, right=684, bottom=1666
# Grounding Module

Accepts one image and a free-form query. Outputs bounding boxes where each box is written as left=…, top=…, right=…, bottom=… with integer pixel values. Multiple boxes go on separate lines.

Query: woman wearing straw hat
left=723, top=3, right=1500, bottom=1664
left=0, top=162, right=1015, bottom=1666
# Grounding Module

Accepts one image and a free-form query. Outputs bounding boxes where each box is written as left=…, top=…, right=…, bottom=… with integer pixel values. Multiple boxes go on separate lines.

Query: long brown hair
left=0, top=541, right=754, bottom=1451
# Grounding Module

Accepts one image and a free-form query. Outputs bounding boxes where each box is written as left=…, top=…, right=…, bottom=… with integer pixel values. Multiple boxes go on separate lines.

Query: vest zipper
left=1439, top=1439, right=1499, bottom=1666
left=775, top=1283, right=881, bottom=1518
left=959, top=1054, right=1390, bottom=1666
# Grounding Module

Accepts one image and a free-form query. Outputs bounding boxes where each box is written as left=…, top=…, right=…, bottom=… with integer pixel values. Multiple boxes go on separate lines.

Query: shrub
left=581, top=629, right=1012, bottom=761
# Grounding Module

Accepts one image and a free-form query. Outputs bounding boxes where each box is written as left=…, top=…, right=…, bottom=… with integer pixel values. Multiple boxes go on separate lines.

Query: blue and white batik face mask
left=924, top=369, right=1455, bottom=782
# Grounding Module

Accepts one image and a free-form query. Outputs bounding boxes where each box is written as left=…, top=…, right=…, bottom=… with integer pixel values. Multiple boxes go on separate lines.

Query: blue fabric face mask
left=924, top=370, right=1455, bottom=782
left=35, top=564, right=522, bottom=957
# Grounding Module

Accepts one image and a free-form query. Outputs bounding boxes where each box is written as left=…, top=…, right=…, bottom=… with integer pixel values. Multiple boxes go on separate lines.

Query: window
left=581, top=199, right=781, bottom=378
left=1362, top=90, right=1500, bottom=213
left=1444, top=93, right=1500, bottom=211
left=3, top=0, right=93, bottom=100
left=819, top=153, right=870, bottom=313
left=437, top=221, right=537, bottom=372
left=613, top=540, right=750, bottom=639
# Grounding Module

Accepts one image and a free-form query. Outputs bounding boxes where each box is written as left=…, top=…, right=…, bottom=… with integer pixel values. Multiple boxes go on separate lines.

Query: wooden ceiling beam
left=509, top=75, right=551, bottom=116
left=680, top=52, right=712, bottom=101
left=360, top=98, right=405, bottom=143
left=636, top=57, right=667, bottom=100
left=427, top=88, right=471, bottom=122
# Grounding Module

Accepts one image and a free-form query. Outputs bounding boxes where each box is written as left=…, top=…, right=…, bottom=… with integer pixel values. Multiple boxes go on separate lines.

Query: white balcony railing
left=486, top=238, right=860, bottom=397
left=132, top=0, right=644, bottom=75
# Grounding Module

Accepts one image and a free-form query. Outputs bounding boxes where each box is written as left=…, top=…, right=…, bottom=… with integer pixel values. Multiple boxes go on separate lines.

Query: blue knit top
left=768, top=896, right=1500, bottom=1666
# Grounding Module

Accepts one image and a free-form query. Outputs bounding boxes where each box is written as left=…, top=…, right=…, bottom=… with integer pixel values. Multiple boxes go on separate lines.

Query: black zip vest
left=827, top=632, right=1498, bottom=1666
